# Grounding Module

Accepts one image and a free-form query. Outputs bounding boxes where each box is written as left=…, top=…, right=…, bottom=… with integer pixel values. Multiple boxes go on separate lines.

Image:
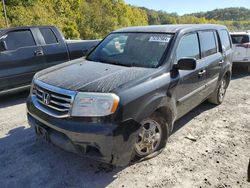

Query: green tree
left=1, top=1, right=249, bottom=39
left=0, top=3, right=5, bottom=28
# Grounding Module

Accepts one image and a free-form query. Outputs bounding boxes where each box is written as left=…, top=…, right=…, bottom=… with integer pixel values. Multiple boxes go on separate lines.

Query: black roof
left=113, top=24, right=228, bottom=34
left=0, top=25, right=56, bottom=33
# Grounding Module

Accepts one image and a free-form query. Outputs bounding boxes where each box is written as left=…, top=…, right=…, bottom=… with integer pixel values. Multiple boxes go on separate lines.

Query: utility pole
left=2, top=0, right=8, bottom=27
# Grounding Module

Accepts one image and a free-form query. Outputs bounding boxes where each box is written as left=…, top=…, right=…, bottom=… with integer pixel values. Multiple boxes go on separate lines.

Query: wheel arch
left=134, top=95, right=176, bottom=135
left=155, top=105, right=175, bottom=134
left=224, top=70, right=231, bottom=88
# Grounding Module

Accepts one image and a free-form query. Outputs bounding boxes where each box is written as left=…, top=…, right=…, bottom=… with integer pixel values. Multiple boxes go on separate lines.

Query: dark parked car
left=27, top=24, right=233, bottom=166
left=0, top=26, right=100, bottom=94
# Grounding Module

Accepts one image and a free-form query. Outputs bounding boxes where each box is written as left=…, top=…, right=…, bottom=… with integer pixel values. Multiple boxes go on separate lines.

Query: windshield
left=231, top=35, right=250, bottom=44
left=87, top=33, right=173, bottom=68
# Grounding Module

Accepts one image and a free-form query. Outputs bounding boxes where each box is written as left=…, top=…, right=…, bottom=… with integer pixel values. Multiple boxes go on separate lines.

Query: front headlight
left=71, top=92, right=120, bottom=117
left=30, top=80, right=37, bottom=95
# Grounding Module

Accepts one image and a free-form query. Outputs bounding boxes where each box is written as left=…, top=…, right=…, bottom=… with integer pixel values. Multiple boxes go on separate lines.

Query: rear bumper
left=27, top=96, right=141, bottom=166
left=233, top=61, right=250, bottom=66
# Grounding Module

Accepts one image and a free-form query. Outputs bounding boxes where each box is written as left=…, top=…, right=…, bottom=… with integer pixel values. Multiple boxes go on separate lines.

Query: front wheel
left=132, top=112, right=169, bottom=161
left=208, top=77, right=228, bottom=105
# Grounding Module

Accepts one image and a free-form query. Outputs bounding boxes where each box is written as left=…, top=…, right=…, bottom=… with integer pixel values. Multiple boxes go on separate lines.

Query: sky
left=124, top=0, right=250, bottom=15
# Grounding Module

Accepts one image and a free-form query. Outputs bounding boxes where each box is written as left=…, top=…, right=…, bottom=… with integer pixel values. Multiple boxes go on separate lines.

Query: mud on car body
left=27, top=24, right=233, bottom=166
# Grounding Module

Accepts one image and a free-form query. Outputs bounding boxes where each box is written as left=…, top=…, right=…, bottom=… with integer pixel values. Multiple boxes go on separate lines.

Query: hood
left=36, top=59, right=157, bottom=93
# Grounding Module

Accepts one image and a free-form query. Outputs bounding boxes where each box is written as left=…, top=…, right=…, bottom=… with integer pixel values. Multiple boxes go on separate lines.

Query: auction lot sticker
left=149, top=36, right=171, bottom=43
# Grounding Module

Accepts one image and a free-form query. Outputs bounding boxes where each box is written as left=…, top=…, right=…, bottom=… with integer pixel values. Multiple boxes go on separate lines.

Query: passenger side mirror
left=174, top=58, right=197, bottom=70
left=0, top=40, right=7, bottom=52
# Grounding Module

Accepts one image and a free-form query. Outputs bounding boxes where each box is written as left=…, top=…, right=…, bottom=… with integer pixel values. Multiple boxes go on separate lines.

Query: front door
left=0, top=29, right=45, bottom=91
left=174, top=32, right=207, bottom=118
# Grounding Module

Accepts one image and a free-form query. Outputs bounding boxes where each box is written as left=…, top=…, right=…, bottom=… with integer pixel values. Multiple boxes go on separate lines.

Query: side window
left=40, top=28, right=58, bottom=44
left=199, top=31, right=217, bottom=57
left=220, top=30, right=231, bottom=50
left=2, top=30, right=36, bottom=51
left=231, top=35, right=250, bottom=44
left=176, top=33, right=200, bottom=60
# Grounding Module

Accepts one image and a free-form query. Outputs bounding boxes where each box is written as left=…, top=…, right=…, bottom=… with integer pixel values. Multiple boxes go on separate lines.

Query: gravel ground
left=0, top=70, right=249, bottom=188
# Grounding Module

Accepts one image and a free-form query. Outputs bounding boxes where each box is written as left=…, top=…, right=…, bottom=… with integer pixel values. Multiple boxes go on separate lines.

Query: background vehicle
left=230, top=31, right=250, bottom=72
left=0, top=26, right=100, bottom=94
left=27, top=24, right=233, bottom=166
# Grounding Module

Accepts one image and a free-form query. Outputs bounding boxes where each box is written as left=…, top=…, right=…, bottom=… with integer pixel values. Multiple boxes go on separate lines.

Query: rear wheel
left=132, top=112, right=169, bottom=161
left=208, top=77, right=228, bottom=105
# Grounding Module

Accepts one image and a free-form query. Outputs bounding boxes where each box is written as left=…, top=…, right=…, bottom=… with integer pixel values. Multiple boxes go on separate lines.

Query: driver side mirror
left=174, top=58, right=197, bottom=70
left=0, top=40, right=7, bottom=52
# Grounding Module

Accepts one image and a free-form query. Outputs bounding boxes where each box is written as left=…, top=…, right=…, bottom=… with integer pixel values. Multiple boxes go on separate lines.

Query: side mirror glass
left=174, top=58, right=197, bottom=70
left=0, top=40, right=7, bottom=52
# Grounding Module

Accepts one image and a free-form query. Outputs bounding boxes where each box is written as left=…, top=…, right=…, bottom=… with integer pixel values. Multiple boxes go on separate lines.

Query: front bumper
left=27, top=96, right=141, bottom=166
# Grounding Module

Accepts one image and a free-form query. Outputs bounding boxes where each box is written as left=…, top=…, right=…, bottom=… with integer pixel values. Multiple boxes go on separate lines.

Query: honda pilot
left=27, top=24, right=233, bottom=166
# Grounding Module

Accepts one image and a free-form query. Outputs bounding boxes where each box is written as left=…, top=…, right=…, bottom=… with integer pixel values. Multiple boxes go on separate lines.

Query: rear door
left=36, top=27, right=69, bottom=67
left=199, top=30, right=223, bottom=94
left=219, top=30, right=233, bottom=66
left=0, top=29, right=45, bottom=91
left=175, top=32, right=207, bottom=118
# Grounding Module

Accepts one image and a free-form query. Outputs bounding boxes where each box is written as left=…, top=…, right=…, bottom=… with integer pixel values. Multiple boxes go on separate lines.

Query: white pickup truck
left=231, top=31, right=250, bottom=72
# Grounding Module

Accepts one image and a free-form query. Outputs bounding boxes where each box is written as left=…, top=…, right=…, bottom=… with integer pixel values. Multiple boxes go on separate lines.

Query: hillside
left=139, top=7, right=250, bottom=32
left=0, top=1, right=250, bottom=39
left=187, top=7, right=250, bottom=21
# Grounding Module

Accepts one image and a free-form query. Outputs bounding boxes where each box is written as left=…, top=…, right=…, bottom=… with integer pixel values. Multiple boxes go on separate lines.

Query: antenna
left=2, top=0, right=8, bottom=27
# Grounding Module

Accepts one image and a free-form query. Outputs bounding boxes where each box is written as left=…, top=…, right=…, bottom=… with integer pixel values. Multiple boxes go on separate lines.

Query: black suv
left=27, top=24, right=233, bottom=166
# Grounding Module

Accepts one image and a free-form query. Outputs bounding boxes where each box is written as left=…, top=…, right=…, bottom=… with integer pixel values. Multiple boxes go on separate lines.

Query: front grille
left=33, top=80, right=76, bottom=117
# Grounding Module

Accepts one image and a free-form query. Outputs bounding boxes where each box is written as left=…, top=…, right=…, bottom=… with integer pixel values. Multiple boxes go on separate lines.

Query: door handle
left=219, top=60, right=224, bottom=65
left=198, top=70, right=206, bottom=77
left=34, top=50, right=44, bottom=56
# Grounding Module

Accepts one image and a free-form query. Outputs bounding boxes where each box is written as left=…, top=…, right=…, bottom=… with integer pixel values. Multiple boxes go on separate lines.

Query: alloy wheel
left=218, top=79, right=227, bottom=102
left=135, top=119, right=162, bottom=157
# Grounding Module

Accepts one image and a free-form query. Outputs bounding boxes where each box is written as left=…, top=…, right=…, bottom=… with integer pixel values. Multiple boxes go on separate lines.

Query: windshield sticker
left=149, top=36, right=171, bottom=43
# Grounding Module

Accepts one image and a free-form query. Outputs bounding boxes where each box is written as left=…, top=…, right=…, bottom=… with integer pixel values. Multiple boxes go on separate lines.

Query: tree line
left=0, top=0, right=249, bottom=39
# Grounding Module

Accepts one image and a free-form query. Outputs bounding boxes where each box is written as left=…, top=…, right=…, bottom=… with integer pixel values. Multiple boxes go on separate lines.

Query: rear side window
left=220, top=30, right=231, bottom=50
left=199, top=31, right=217, bottom=57
left=176, top=33, right=200, bottom=60
left=40, top=28, right=58, bottom=44
left=3, top=30, right=36, bottom=51
left=231, top=35, right=250, bottom=44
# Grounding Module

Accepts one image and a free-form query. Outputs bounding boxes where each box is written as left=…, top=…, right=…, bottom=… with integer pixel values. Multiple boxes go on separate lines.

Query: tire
left=207, top=77, right=228, bottom=105
left=131, top=112, right=169, bottom=162
left=247, top=65, right=250, bottom=73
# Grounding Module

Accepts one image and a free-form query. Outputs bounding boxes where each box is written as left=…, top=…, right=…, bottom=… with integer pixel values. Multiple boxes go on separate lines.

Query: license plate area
left=35, top=124, right=50, bottom=142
